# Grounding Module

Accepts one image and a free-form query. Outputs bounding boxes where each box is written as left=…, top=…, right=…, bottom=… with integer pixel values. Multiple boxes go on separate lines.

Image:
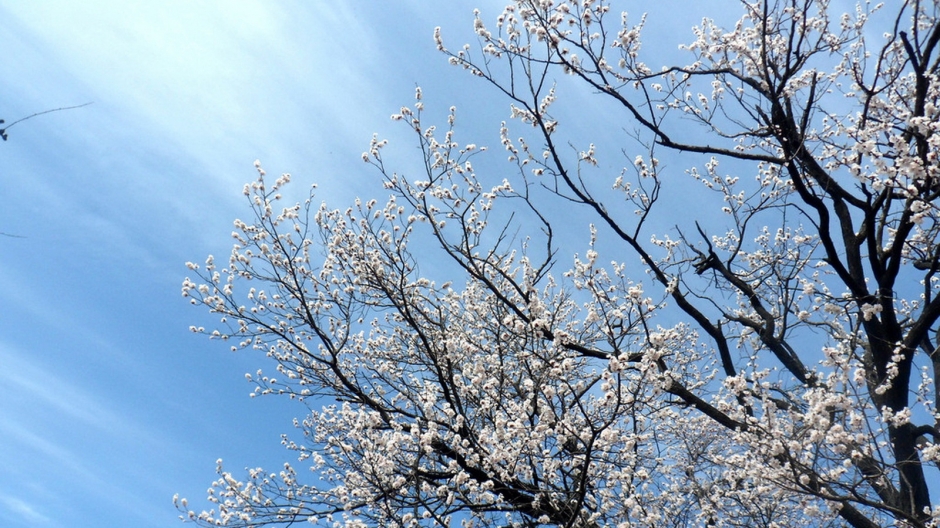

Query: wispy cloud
left=0, top=370, right=180, bottom=526
left=0, top=495, right=52, bottom=526
left=0, top=2, right=536, bottom=527
left=0, top=342, right=127, bottom=431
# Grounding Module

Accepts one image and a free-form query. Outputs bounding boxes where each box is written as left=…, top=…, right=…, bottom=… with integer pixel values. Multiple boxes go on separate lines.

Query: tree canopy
left=180, top=1, right=940, bottom=526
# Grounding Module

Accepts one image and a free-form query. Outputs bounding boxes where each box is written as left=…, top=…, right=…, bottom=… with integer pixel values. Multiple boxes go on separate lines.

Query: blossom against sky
left=0, top=1, right=712, bottom=526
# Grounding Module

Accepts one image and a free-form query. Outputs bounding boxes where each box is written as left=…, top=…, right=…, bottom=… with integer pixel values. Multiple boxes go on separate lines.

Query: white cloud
left=0, top=342, right=126, bottom=431
left=0, top=495, right=52, bottom=526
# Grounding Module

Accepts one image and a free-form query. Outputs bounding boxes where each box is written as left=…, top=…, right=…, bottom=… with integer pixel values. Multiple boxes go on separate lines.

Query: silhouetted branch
left=1, top=102, right=93, bottom=141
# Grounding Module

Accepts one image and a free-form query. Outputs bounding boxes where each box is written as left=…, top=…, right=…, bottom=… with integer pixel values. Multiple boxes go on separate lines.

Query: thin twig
left=1, top=102, right=93, bottom=140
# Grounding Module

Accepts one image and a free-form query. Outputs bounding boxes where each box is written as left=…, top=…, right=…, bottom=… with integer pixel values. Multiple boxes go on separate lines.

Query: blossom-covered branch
left=181, top=1, right=940, bottom=526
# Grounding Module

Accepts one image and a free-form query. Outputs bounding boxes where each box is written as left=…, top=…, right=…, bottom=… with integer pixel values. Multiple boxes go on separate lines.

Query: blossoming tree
left=179, top=0, right=940, bottom=526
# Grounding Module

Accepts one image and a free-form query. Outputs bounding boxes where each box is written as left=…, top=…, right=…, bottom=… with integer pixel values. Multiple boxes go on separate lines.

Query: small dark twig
left=1, top=102, right=93, bottom=141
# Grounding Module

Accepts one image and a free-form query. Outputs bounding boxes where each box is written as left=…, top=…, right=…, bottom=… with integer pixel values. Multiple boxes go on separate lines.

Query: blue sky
left=0, top=2, right=504, bottom=526
left=0, top=2, right=721, bottom=527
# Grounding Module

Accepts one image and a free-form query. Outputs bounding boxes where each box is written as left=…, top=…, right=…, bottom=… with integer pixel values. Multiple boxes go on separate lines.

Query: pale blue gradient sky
left=0, top=2, right=721, bottom=526
left=0, top=3, right=491, bottom=526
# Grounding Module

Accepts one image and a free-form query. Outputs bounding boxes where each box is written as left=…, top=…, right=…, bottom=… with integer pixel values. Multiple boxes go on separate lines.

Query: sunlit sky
left=0, top=2, right=718, bottom=526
